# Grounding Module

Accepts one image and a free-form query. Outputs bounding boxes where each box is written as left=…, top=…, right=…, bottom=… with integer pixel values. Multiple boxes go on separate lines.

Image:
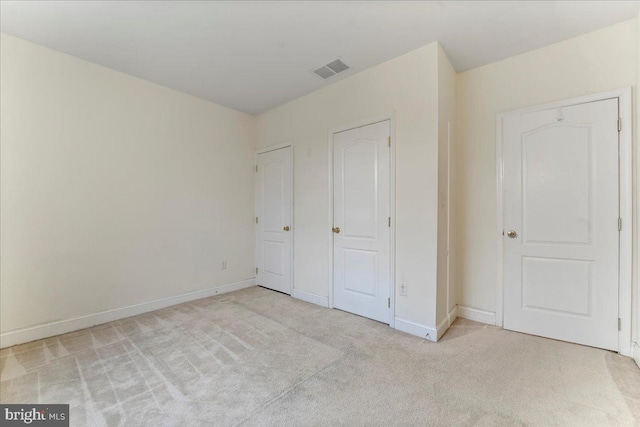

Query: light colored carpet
left=1, top=286, right=639, bottom=426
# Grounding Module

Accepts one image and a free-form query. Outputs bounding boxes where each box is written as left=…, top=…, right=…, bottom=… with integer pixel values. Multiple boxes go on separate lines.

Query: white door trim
left=256, top=142, right=293, bottom=155
left=496, top=87, right=633, bottom=356
left=255, top=142, right=294, bottom=295
left=327, top=114, right=396, bottom=327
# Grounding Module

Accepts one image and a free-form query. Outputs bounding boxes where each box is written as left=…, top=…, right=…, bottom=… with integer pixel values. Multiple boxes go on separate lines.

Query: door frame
left=255, top=142, right=294, bottom=295
left=495, top=87, right=633, bottom=356
left=327, top=114, right=396, bottom=327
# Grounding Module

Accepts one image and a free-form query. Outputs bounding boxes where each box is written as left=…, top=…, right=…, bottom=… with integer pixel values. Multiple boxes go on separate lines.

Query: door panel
left=503, top=99, right=619, bottom=351
left=521, top=257, right=591, bottom=316
left=256, top=147, right=292, bottom=294
left=343, top=141, right=378, bottom=238
left=343, top=249, right=378, bottom=297
left=333, top=121, right=390, bottom=323
left=522, top=126, right=592, bottom=244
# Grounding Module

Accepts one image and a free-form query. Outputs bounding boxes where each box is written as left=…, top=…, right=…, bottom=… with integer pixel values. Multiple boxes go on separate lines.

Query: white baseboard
left=457, top=305, right=496, bottom=325
left=448, top=305, right=459, bottom=326
left=435, top=305, right=459, bottom=341
left=633, top=342, right=640, bottom=369
left=394, top=317, right=438, bottom=342
left=0, top=278, right=256, bottom=349
left=292, top=289, right=329, bottom=308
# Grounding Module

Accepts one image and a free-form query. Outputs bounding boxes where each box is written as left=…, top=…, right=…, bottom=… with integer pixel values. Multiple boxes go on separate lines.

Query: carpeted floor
left=1, top=286, right=639, bottom=426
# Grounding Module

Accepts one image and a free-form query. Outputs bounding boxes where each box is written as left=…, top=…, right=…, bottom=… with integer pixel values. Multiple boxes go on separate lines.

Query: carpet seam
left=233, top=354, right=346, bottom=427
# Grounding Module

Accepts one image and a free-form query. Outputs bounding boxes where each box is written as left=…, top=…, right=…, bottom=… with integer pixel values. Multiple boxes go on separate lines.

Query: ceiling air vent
left=313, top=65, right=336, bottom=79
left=312, top=58, right=350, bottom=80
left=326, top=59, right=349, bottom=74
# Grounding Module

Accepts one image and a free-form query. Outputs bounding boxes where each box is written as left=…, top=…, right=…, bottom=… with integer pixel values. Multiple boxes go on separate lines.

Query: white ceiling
left=1, top=1, right=638, bottom=115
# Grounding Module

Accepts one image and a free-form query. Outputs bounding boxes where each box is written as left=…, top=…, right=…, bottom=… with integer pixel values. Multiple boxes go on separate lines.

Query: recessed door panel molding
left=264, top=241, right=285, bottom=276
left=521, top=257, right=592, bottom=317
left=255, top=146, right=292, bottom=294
left=333, top=120, right=390, bottom=324
left=343, top=140, right=378, bottom=239
left=522, top=125, right=592, bottom=245
left=263, top=161, right=285, bottom=233
left=343, top=248, right=378, bottom=297
left=502, top=97, right=619, bottom=351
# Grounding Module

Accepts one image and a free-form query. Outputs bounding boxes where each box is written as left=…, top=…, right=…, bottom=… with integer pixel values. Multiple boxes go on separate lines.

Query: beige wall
left=0, top=34, right=256, bottom=334
left=257, top=43, right=442, bottom=328
left=454, top=19, right=638, bottom=321
left=634, top=13, right=640, bottom=363
left=436, top=44, right=457, bottom=325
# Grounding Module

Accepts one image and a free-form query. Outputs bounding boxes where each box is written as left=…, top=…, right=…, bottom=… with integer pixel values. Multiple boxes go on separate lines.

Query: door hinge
left=618, top=218, right=622, bottom=231
left=388, top=297, right=391, bottom=308
left=388, top=217, right=391, bottom=227
left=617, top=118, right=621, bottom=132
left=618, top=318, right=621, bottom=331
left=256, top=267, right=258, bottom=275
left=256, top=217, right=259, bottom=224
left=255, top=165, right=258, bottom=172
left=388, top=136, right=391, bottom=147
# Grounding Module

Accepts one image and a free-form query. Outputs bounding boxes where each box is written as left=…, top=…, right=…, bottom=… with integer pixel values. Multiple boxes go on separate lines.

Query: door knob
left=332, top=227, right=341, bottom=234
left=283, top=226, right=290, bottom=232
left=507, top=230, right=517, bottom=238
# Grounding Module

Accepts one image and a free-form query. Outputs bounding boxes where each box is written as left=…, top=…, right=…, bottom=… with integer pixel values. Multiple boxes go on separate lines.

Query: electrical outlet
left=400, top=282, right=407, bottom=296
left=221, top=261, right=227, bottom=270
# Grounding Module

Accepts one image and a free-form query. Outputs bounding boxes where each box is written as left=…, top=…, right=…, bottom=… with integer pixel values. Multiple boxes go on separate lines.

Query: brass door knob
left=283, top=226, right=290, bottom=231
left=332, top=227, right=341, bottom=234
left=507, top=230, right=517, bottom=238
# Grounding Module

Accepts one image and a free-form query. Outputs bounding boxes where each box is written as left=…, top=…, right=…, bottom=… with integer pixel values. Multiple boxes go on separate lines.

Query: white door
left=503, top=98, right=619, bottom=351
left=333, top=121, right=391, bottom=324
left=256, top=147, right=292, bottom=294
